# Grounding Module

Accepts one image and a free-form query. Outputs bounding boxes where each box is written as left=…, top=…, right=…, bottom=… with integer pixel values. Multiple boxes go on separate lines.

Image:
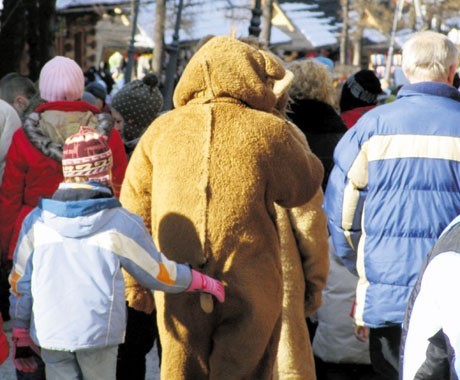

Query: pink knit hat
left=39, top=56, right=85, bottom=102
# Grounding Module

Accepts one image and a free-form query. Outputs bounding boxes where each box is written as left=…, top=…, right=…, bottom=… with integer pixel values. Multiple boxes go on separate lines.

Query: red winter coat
left=0, top=101, right=127, bottom=261
left=0, top=314, right=8, bottom=365
left=341, top=105, right=377, bottom=129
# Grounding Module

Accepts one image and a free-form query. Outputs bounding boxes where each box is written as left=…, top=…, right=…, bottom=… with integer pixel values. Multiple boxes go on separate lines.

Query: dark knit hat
left=62, top=126, right=113, bottom=184
left=340, top=69, right=382, bottom=112
left=111, top=73, right=163, bottom=142
left=85, top=81, right=107, bottom=103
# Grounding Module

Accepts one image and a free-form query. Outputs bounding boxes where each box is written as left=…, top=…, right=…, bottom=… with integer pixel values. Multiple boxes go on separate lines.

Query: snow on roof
left=56, top=0, right=341, bottom=48
left=363, top=28, right=387, bottom=44
left=278, top=2, right=339, bottom=48
left=56, top=0, right=126, bottom=9
left=142, top=0, right=292, bottom=45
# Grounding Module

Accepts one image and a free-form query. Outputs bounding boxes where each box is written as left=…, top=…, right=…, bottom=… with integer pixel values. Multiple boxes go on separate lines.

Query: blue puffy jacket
left=325, top=82, right=460, bottom=328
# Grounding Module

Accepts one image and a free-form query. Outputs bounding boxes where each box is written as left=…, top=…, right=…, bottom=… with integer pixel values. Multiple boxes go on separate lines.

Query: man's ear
left=447, top=64, right=457, bottom=85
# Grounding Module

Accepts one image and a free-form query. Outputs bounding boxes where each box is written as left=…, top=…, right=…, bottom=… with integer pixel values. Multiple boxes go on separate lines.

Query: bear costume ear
left=259, top=50, right=285, bottom=81
left=273, top=70, right=294, bottom=98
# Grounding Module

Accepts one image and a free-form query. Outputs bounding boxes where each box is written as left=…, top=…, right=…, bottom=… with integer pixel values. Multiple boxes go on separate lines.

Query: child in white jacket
left=9, top=126, right=225, bottom=379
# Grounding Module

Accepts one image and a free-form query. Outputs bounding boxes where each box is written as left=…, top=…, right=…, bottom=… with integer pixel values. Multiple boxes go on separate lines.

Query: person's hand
left=186, top=269, right=225, bottom=303
left=354, top=324, right=369, bottom=342
left=12, top=328, right=40, bottom=372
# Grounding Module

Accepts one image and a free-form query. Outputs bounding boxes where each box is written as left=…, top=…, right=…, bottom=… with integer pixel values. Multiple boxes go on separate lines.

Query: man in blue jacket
left=324, top=31, right=460, bottom=380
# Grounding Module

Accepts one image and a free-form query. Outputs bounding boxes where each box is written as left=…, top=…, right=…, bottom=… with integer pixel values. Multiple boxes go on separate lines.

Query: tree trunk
left=352, top=32, right=362, bottom=67
left=340, top=0, right=349, bottom=65
left=37, top=0, right=56, bottom=78
left=152, top=0, right=166, bottom=76
left=25, top=0, right=40, bottom=80
left=352, top=4, right=365, bottom=67
left=260, top=0, right=274, bottom=47
left=0, top=0, right=26, bottom=76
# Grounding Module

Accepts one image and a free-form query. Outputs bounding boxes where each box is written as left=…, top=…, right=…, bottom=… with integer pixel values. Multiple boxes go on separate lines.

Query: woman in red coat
left=0, top=314, right=9, bottom=366
left=0, top=56, right=127, bottom=264
left=0, top=55, right=127, bottom=380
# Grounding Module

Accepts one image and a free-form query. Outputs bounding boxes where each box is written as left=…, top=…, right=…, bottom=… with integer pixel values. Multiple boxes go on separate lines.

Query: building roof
left=57, top=0, right=341, bottom=50
left=279, top=2, right=339, bottom=48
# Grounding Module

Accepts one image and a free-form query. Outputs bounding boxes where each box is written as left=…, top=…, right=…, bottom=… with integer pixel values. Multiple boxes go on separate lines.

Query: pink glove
left=186, top=269, right=225, bottom=303
left=12, top=327, right=40, bottom=373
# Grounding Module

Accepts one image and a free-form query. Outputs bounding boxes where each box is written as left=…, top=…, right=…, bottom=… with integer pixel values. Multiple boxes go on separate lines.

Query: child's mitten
left=12, top=327, right=40, bottom=372
left=186, top=269, right=225, bottom=303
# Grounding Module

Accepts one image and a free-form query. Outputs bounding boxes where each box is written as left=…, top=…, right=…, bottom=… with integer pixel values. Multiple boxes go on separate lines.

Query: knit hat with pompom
left=39, top=56, right=85, bottom=102
left=111, top=73, right=163, bottom=143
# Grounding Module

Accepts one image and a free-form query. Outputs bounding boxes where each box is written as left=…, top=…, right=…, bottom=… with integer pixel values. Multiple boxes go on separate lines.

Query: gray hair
left=402, top=31, right=458, bottom=83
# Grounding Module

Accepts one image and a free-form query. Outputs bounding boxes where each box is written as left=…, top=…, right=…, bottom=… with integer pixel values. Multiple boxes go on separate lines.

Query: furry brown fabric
left=120, top=36, right=323, bottom=380
left=273, top=189, right=329, bottom=380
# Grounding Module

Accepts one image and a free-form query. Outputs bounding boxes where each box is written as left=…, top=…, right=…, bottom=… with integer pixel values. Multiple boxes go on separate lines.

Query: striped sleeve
left=87, top=209, right=192, bottom=293
left=9, top=209, right=41, bottom=328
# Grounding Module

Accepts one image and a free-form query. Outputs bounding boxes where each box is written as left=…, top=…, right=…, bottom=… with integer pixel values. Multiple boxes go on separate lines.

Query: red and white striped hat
left=62, top=126, right=113, bottom=183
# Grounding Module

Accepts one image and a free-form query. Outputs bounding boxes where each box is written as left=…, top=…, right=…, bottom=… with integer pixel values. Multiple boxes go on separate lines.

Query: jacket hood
left=173, top=36, right=286, bottom=112
left=38, top=197, right=120, bottom=238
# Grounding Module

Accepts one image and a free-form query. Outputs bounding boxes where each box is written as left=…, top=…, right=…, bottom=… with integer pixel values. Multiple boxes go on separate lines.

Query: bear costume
left=120, top=36, right=324, bottom=379
left=273, top=189, right=329, bottom=380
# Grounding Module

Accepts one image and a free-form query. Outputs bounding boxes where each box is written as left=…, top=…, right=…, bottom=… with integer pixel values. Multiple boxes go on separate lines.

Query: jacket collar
left=41, top=182, right=120, bottom=218
left=52, top=181, right=114, bottom=202
left=35, top=101, right=101, bottom=114
left=22, top=108, right=114, bottom=162
left=398, top=82, right=460, bottom=102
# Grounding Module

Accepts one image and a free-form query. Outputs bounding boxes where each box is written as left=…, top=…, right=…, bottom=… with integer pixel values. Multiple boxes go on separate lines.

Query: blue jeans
left=41, top=345, right=118, bottom=380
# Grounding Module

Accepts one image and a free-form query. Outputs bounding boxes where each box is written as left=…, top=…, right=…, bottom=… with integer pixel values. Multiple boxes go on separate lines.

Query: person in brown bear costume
left=120, top=36, right=324, bottom=379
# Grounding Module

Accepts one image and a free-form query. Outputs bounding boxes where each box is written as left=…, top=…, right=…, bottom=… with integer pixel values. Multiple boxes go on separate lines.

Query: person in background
left=270, top=66, right=329, bottom=380
left=99, top=62, right=116, bottom=96
left=0, top=56, right=128, bottom=379
left=8, top=126, right=224, bottom=379
left=0, top=99, right=21, bottom=324
left=110, top=72, right=164, bottom=379
left=287, top=58, right=347, bottom=190
left=85, top=81, right=109, bottom=113
left=453, top=71, right=460, bottom=89
left=339, top=69, right=383, bottom=129
left=287, top=58, right=377, bottom=380
left=0, top=99, right=21, bottom=186
left=325, top=31, right=460, bottom=380
left=0, top=73, right=38, bottom=121
left=82, top=91, right=99, bottom=107
left=110, top=73, right=163, bottom=157
left=84, top=66, right=107, bottom=91
left=401, top=213, right=460, bottom=379
left=0, top=55, right=127, bottom=262
left=313, top=56, right=334, bottom=73
left=120, top=36, right=323, bottom=380
left=0, top=314, right=8, bottom=367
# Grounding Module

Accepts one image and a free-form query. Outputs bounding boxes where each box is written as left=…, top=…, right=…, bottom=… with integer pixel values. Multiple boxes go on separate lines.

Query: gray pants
left=41, top=345, right=118, bottom=380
